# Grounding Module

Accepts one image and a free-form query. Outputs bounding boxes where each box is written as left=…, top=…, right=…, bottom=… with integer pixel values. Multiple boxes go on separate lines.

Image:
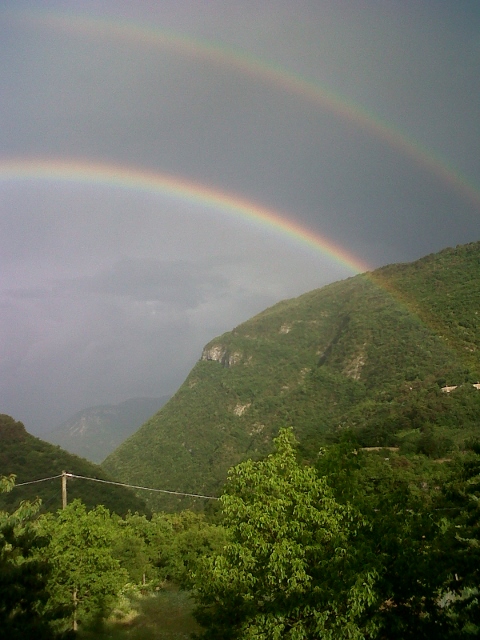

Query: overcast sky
left=1, top=1, right=479, bottom=433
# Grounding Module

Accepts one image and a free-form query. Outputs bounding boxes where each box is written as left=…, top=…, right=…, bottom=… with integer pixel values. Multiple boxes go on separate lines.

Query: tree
left=434, top=440, right=480, bottom=638
left=147, top=510, right=225, bottom=587
left=111, top=512, right=156, bottom=587
left=192, top=428, right=378, bottom=639
left=0, top=475, right=70, bottom=640
left=38, top=500, right=128, bottom=633
left=316, top=436, right=457, bottom=639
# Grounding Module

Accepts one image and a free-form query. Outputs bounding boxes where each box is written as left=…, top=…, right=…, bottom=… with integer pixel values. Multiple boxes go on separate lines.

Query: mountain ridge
left=0, top=414, right=149, bottom=515
left=44, top=396, right=170, bottom=463
left=103, top=242, right=480, bottom=510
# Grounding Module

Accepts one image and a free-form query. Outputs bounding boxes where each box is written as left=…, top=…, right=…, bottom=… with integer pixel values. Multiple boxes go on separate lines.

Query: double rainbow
left=12, top=9, right=480, bottom=212
left=2, top=10, right=479, bottom=277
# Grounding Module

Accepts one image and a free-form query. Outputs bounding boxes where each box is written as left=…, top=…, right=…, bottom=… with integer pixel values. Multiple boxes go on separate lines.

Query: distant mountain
left=103, top=242, right=480, bottom=511
left=44, top=396, right=170, bottom=463
left=0, top=414, right=149, bottom=515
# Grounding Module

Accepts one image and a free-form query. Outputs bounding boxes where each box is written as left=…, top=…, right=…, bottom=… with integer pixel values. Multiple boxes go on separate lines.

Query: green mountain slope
left=103, top=242, right=480, bottom=510
left=0, top=414, right=149, bottom=515
left=43, top=396, right=170, bottom=463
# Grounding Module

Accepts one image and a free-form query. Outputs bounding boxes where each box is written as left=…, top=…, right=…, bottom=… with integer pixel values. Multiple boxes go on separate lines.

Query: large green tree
left=193, top=428, right=378, bottom=639
left=38, top=500, right=128, bottom=633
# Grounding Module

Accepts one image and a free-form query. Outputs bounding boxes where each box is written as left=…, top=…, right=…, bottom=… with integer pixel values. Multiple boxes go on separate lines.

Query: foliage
left=111, top=513, right=158, bottom=586
left=5, top=433, right=480, bottom=637
left=432, top=440, right=480, bottom=637
left=77, top=587, right=202, bottom=640
left=150, top=511, right=227, bottom=587
left=10, top=500, right=224, bottom=635
left=316, top=440, right=455, bottom=638
left=38, top=500, right=129, bottom=633
left=0, top=475, right=71, bottom=640
left=110, top=510, right=227, bottom=590
left=193, top=428, right=378, bottom=639
left=0, top=414, right=148, bottom=516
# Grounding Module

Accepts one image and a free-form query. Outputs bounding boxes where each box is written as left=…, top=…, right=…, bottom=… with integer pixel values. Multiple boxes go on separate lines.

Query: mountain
left=43, top=396, right=170, bottom=463
left=0, top=414, right=149, bottom=516
left=103, top=242, right=480, bottom=511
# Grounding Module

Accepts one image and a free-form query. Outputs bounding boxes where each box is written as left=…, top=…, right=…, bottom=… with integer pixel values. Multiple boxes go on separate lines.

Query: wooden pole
left=62, top=470, right=67, bottom=509
left=73, top=587, right=78, bottom=631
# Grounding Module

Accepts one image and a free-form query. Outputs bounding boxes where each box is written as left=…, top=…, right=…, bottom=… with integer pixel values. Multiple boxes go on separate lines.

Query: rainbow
left=11, top=10, right=480, bottom=212
left=0, top=157, right=372, bottom=274
left=1, top=157, right=473, bottom=370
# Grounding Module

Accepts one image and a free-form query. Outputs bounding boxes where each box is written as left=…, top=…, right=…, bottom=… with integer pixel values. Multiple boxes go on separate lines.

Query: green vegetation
left=2, top=428, right=480, bottom=637
left=0, top=475, right=72, bottom=640
left=193, top=428, right=378, bottom=639
left=77, top=587, right=201, bottom=640
left=38, top=501, right=129, bottom=633
left=104, top=241, right=480, bottom=511
left=0, top=414, right=148, bottom=516
left=192, top=429, right=480, bottom=639
left=1, top=472, right=223, bottom=637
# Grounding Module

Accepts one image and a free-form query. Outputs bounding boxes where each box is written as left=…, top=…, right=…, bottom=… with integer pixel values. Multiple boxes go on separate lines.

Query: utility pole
left=62, top=470, right=67, bottom=509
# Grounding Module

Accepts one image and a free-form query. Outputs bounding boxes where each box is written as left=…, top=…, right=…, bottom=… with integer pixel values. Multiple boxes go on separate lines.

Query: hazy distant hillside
left=0, top=414, right=148, bottom=515
left=44, top=396, right=169, bottom=463
left=103, top=242, right=480, bottom=511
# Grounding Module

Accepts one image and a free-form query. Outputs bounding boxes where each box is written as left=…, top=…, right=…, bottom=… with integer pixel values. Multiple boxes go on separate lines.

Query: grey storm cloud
left=0, top=0, right=479, bottom=432
left=4, top=257, right=228, bottom=310
left=56, top=258, right=228, bottom=307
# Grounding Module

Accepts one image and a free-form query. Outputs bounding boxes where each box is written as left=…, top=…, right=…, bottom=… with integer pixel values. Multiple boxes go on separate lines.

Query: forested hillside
left=103, top=242, right=480, bottom=510
left=0, top=414, right=148, bottom=515
left=43, top=396, right=170, bottom=463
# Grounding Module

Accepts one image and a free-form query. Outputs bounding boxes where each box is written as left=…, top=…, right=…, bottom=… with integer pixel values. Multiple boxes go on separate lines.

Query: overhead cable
left=11, top=472, right=218, bottom=500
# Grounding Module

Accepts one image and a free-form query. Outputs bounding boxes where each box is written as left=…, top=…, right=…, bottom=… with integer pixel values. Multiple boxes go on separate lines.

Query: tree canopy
left=0, top=475, right=71, bottom=640
left=193, top=428, right=378, bottom=639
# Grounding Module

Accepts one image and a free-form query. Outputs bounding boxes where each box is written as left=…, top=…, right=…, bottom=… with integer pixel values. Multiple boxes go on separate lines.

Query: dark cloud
left=0, top=1, right=479, bottom=431
left=59, top=257, right=227, bottom=307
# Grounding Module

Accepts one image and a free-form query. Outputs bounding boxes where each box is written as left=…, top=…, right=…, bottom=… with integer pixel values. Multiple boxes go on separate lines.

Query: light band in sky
left=0, top=158, right=372, bottom=275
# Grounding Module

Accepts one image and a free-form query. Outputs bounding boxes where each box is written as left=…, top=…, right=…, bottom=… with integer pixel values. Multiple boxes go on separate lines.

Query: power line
left=66, top=473, right=219, bottom=500
left=11, top=472, right=218, bottom=500
left=15, top=474, right=63, bottom=487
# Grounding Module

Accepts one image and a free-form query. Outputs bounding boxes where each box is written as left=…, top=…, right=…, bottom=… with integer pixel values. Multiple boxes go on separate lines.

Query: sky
left=1, top=1, right=479, bottom=434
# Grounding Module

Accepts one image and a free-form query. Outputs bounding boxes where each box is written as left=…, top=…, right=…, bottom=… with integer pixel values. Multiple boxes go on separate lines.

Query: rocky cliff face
left=201, top=344, right=243, bottom=367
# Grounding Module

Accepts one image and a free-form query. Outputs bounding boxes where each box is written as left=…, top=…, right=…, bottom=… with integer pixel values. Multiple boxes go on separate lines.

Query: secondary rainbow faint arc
left=16, top=10, right=480, bottom=212
left=0, top=158, right=372, bottom=275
